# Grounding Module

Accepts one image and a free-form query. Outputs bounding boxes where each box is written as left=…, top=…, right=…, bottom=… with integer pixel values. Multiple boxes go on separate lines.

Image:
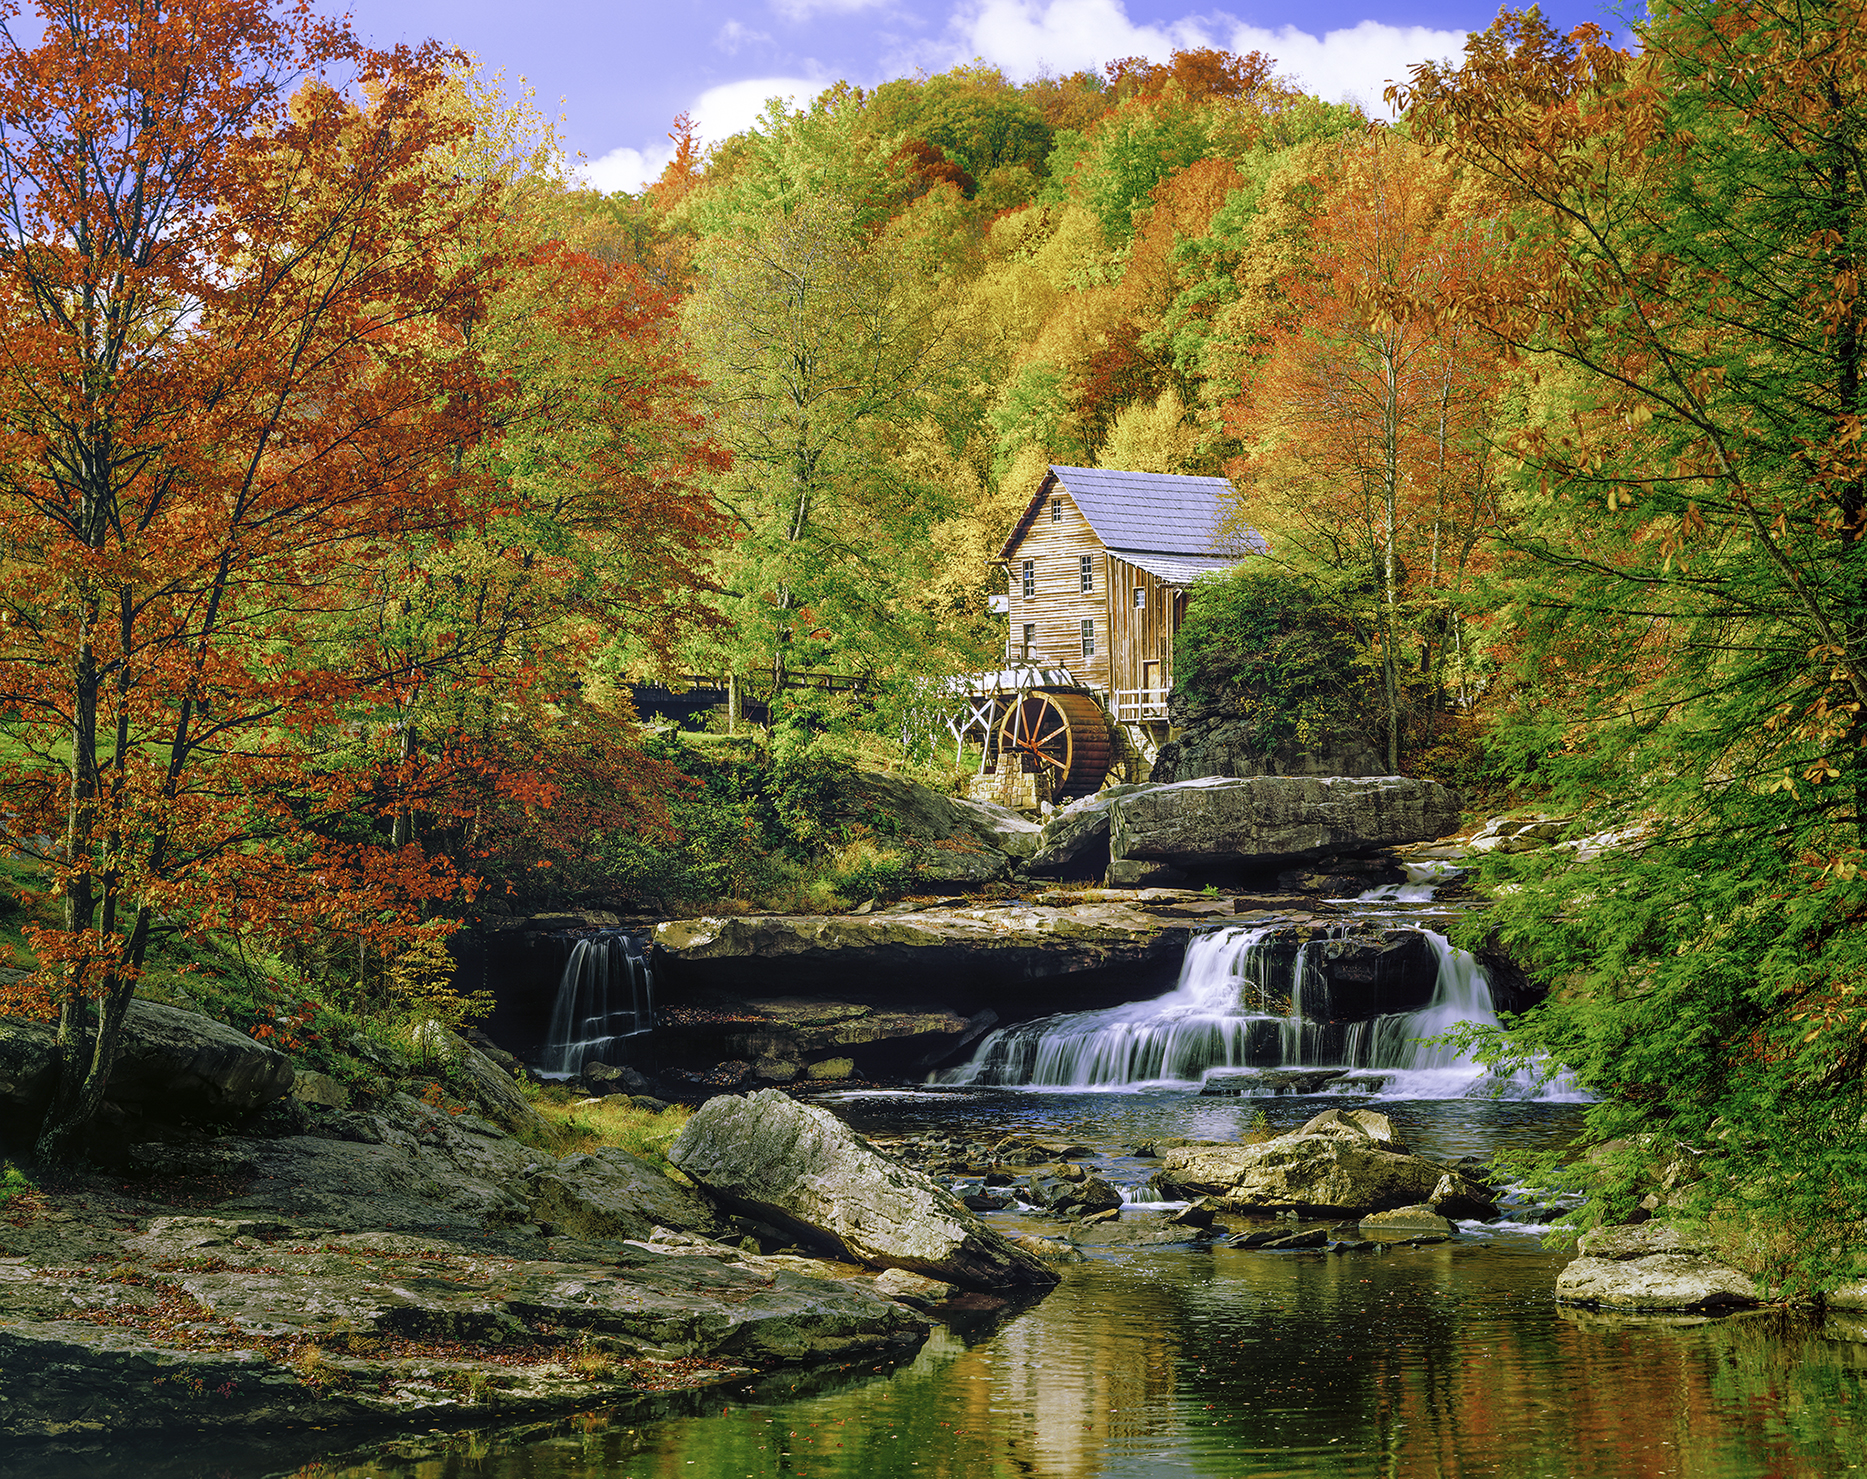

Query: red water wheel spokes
left=1004, top=692, right=1074, bottom=778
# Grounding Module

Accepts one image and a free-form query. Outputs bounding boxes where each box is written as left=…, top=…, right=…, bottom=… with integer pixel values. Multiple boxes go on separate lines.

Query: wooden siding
left=1003, top=478, right=1112, bottom=692
left=1106, top=555, right=1183, bottom=700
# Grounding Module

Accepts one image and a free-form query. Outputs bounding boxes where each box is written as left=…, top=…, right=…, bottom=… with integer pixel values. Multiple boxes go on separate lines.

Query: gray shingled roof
left=1107, top=550, right=1247, bottom=585
left=1050, top=465, right=1265, bottom=558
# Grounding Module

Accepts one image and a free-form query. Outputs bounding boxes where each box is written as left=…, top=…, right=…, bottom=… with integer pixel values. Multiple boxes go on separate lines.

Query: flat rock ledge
left=1554, top=1222, right=1761, bottom=1311
left=0, top=1087, right=949, bottom=1443
left=653, top=903, right=1196, bottom=1003
left=1108, top=775, right=1462, bottom=871
left=0, top=1216, right=925, bottom=1440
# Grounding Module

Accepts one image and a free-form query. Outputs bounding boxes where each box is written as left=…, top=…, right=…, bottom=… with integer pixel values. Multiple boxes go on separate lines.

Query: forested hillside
left=3, top=0, right=1866, bottom=1278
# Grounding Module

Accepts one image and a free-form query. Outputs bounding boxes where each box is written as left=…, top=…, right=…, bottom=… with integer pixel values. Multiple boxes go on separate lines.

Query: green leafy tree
left=1400, top=2, right=1867, bottom=1286
left=683, top=193, right=963, bottom=683
left=1175, top=560, right=1380, bottom=754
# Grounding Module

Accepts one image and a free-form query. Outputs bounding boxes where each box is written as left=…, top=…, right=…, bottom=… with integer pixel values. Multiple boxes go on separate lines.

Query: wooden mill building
left=998, top=465, right=1261, bottom=724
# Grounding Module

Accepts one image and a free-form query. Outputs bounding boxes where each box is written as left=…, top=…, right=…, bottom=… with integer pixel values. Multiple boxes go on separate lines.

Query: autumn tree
left=682, top=192, right=967, bottom=686
left=1395, top=3, right=1867, bottom=1284
left=0, top=0, right=514, bottom=1160
left=327, top=71, right=729, bottom=907
left=1222, top=131, right=1502, bottom=769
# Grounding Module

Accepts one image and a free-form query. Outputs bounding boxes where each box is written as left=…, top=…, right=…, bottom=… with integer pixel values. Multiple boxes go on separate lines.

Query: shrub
left=1175, top=561, right=1377, bottom=748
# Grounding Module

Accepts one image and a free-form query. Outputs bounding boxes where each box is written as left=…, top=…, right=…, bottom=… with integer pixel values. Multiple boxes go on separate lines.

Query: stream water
left=52, top=902, right=1867, bottom=1478
left=280, top=907, right=1863, bottom=1479
left=44, top=1088, right=1867, bottom=1479
left=263, top=1087, right=1867, bottom=1479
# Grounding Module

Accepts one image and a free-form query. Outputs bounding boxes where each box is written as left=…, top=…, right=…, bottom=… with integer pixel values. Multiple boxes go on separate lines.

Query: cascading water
left=540, top=930, right=654, bottom=1077
left=939, top=923, right=1522, bottom=1098
left=1350, top=859, right=1465, bottom=906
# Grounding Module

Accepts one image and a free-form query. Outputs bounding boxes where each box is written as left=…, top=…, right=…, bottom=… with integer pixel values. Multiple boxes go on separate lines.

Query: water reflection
left=29, top=1095, right=1867, bottom=1479
left=285, top=1240, right=1867, bottom=1479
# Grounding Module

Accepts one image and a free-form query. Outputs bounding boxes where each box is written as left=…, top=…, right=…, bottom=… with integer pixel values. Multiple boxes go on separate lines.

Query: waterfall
left=938, top=923, right=1525, bottom=1099
left=540, top=931, right=654, bottom=1077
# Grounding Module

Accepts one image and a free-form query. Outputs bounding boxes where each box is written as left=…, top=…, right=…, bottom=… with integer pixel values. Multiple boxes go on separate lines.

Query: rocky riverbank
left=0, top=1011, right=1074, bottom=1447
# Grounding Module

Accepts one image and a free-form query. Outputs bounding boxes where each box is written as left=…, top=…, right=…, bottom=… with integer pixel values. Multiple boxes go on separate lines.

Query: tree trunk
left=1381, top=337, right=1403, bottom=773
left=33, top=908, right=152, bottom=1163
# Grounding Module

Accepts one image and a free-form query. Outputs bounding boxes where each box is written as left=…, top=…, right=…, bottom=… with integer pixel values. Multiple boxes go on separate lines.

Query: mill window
left=1133, top=586, right=1146, bottom=610
left=1080, top=554, right=1094, bottom=592
left=1080, top=618, right=1096, bottom=660
left=1050, top=497, right=1063, bottom=522
left=1021, top=623, right=1036, bottom=659
left=1021, top=559, right=1035, bottom=598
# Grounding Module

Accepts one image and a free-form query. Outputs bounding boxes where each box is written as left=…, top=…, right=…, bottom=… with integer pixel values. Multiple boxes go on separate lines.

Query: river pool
left=56, top=1085, right=1867, bottom=1479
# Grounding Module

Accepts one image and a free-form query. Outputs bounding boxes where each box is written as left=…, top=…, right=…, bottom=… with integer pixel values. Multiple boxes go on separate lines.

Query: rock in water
left=1360, top=1204, right=1455, bottom=1235
left=1297, top=1108, right=1406, bottom=1153
left=582, top=1061, right=652, bottom=1097
left=1429, top=1171, right=1499, bottom=1222
left=1153, top=1113, right=1446, bottom=1215
left=874, top=1267, right=957, bottom=1309
left=1555, top=1220, right=1760, bottom=1310
left=1556, top=1255, right=1759, bottom=1310
left=668, top=1089, right=1059, bottom=1291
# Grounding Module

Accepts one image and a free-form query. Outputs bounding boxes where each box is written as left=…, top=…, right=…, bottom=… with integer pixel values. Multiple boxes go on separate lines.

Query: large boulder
left=409, top=1022, right=551, bottom=1137
left=837, top=770, right=1028, bottom=882
left=0, top=1016, right=57, bottom=1122
left=1, top=1002, right=294, bottom=1144
left=1025, top=785, right=1153, bottom=875
left=954, top=798, right=1041, bottom=860
left=1556, top=1221, right=1759, bottom=1310
left=1108, top=776, right=1461, bottom=870
left=1556, top=1256, right=1759, bottom=1310
left=668, top=1089, right=1059, bottom=1291
left=524, top=1146, right=727, bottom=1243
left=103, top=1000, right=295, bottom=1118
left=1150, top=708, right=1384, bottom=784
left=1152, top=1109, right=1448, bottom=1215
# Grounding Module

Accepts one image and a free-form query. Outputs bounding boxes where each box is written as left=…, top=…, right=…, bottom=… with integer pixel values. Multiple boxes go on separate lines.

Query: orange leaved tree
left=0, top=0, right=510, bottom=1161
left=1223, top=131, right=1504, bottom=768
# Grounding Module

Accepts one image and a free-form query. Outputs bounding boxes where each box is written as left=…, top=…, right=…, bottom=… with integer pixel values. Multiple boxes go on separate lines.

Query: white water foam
left=937, top=924, right=1579, bottom=1102
left=540, top=933, right=654, bottom=1077
left=1352, top=860, right=1465, bottom=906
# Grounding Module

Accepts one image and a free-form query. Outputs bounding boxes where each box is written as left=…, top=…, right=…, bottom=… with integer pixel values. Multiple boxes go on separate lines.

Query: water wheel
left=998, top=689, right=1113, bottom=800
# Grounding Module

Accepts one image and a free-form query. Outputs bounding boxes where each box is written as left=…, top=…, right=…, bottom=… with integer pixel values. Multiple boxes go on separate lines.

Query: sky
left=349, top=0, right=1628, bottom=192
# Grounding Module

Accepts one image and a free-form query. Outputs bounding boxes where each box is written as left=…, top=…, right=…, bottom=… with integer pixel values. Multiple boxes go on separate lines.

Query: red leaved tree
left=0, top=0, right=512, bottom=1160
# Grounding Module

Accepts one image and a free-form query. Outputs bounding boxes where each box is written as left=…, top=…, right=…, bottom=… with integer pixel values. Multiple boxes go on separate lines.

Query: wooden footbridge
left=628, top=671, right=868, bottom=727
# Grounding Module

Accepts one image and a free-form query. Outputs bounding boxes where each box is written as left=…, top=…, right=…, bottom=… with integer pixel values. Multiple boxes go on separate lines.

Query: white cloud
left=952, top=0, right=1207, bottom=76
left=717, top=19, right=775, bottom=54
left=691, top=75, right=823, bottom=138
left=945, top=1, right=1467, bottom=116
left=771, top=0, right=892, bottom=19
left=581, top=4, right=1473, bottom=196
left=578, top=76, right=820, bottom=194
left=1222, top=20, right=1469, bottom=112
left=582, top=143, right=675, bottom=194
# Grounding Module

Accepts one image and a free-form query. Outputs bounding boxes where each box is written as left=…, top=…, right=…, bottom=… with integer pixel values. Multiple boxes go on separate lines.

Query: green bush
left=1175, top=560, right=1377, bottom=747
left=594, top=729, right=908, bottom=908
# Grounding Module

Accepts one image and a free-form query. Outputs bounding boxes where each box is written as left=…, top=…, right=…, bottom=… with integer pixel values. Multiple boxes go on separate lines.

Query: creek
left=48, top=888, right=1867, bottom=1478
left=262, top=1086, right=1867, bottom=1479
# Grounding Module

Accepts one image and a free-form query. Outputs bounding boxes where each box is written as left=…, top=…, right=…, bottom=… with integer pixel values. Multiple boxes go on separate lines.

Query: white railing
left=1114, top=687, right=1171, bottom=722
